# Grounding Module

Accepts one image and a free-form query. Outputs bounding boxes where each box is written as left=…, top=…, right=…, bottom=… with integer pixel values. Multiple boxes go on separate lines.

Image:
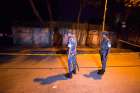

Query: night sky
left=0, top=0, right=140, bottom=33
left=0, top=0, right=115, bottom=24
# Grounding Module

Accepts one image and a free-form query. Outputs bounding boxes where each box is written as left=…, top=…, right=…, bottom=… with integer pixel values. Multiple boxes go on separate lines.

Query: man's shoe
left=97, top=69, right=105, bottom=75
left=72, top=69, right=76, bottom=74
left=65, top=73, right=72, bottom=79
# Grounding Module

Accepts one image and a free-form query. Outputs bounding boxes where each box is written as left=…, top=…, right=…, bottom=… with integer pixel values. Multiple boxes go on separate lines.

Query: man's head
left=68, top=32, right=75, bottom=39
left=102, top=31, right=109, bottom=39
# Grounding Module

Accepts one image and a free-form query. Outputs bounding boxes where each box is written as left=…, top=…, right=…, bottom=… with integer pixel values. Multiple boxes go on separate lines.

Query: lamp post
left=99, top=0, right=108, bottom=46
left=102, top=0, right=108, bottom=32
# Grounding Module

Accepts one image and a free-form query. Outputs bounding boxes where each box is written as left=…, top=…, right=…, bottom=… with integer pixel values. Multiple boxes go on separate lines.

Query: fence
left=12, top=22, right=115, bottom=48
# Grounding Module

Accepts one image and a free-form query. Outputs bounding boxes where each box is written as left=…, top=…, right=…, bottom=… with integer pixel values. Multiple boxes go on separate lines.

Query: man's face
left=102, top=34, right=107, bottom=39
left=69, top=33, right=75, bottom=38
left=68, top=36, right=73, bottom=41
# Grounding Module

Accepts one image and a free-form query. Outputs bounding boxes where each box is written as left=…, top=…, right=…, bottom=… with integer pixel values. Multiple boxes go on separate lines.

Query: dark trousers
left=100, top=49, right=109, bottom=70
left=68, top=55, right=77, bottom=74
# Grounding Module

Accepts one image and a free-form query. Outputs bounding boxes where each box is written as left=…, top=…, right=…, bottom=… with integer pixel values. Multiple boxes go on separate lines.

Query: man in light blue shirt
left=66, top=33, right=77, bottom=79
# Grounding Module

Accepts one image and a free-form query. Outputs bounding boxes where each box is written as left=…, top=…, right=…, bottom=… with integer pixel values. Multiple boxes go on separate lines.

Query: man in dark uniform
left=98, top=31, right=111, bottom=75
left=65, top=33, right=77, bottom=79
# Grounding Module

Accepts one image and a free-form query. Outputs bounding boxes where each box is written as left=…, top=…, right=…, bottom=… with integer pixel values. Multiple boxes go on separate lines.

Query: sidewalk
left=0, top=47, right=133, bottom=54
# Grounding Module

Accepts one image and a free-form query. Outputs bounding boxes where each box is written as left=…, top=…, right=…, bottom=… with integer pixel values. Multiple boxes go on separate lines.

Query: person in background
left=98, top=31, right=111, bottom=75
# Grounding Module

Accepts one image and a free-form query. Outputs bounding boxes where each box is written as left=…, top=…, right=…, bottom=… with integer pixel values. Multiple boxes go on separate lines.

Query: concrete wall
left=12, top=23, right=115, bottom=48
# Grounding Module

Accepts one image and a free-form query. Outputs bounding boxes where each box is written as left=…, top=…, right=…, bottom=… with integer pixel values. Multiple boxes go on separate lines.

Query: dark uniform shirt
left=101, top=39, right=111, bottom=51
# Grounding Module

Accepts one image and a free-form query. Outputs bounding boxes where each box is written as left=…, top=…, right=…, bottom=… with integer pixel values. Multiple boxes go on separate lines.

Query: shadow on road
left=33, top=74, right=67, bottom=85
left=0, top=55, right=16, bottom=64
left=83, top=70, right=102, bottom=80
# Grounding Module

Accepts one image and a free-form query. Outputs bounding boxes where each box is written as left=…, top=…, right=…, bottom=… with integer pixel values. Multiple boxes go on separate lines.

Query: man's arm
left=68, top=42, right=72, bottom=58
left=68, top=47, right=71, bottom=56
left=107, top=40, right=111, bottom=54
left=74, top=39, right=77, bottom=54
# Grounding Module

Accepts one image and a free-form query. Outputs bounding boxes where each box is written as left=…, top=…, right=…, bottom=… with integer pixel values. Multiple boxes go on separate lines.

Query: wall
left=12, top=22, right=115, bottom=48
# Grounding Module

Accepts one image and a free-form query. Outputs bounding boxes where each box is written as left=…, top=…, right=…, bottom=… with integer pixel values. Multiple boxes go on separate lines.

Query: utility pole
left=102, top=0, right=108, bottom=32
left=99, top=0, right=108, bottom=47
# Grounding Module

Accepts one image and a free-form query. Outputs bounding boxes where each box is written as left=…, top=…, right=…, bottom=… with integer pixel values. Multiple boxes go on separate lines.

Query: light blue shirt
left=68, top=38, right=77, bottom=55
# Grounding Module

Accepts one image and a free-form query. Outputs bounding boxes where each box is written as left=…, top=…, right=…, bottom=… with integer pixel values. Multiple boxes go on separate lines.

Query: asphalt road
left=0, top=53, right=140, bottom=93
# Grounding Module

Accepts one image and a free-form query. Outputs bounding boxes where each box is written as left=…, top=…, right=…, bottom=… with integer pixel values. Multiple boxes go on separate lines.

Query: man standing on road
left=98, top=31, right=111, bottom=75
left=65, top=33, right=77, bottom=79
